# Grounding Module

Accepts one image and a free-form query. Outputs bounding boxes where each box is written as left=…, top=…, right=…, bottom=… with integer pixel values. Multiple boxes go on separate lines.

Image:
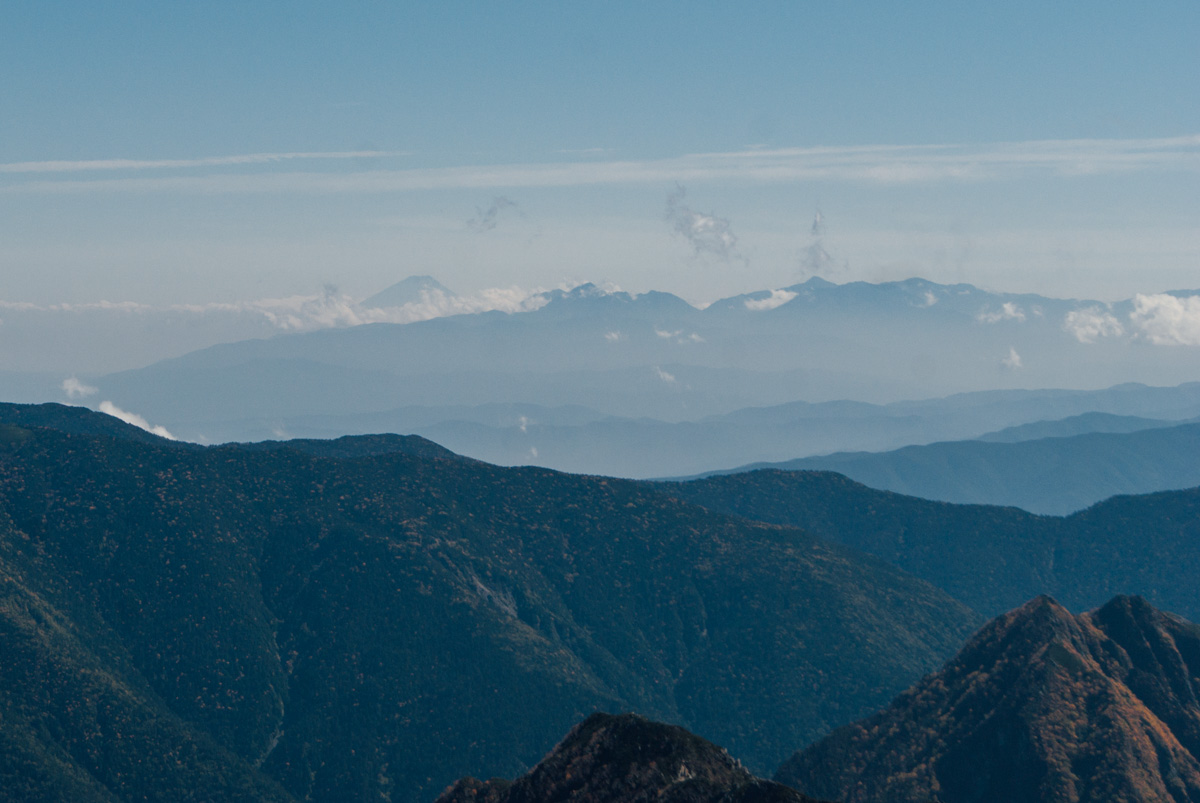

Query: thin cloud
left=8, top=135, right=1199, bottom=195
left=0, top=150, right=404, bottom=174
left=467, top=196, right=521, bottom=232
left=799, top=208, right=848, bottom=279
left=1001, top=347, right=1023, bottom=370
left=665, top=185, right=742, bottom=262
left=655, top=366, right=677, bottom=384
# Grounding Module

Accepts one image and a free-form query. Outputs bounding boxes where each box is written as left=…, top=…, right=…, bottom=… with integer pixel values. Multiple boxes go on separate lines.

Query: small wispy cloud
left=467, top=196, right=521, bottom=232
left=604, top=331, right=623, bottom=342
left=655, top=366, right=677, bottom=384
left=1001, top=347, right=1023, bottom=370
left=977, top=302, right=1027, bottom=324
left=1064, top=306, right=1125, bottom=343
left=799, top=208, right=849, bottom=279
left=98, top=401, right=177, bottom=440
left=744, top=289, right=798, bottom=311
left=654, top=328, right=704, bottom=344
left=664, top=185, right=743, bottom=263
left=61, top=376, right=97, bottom=398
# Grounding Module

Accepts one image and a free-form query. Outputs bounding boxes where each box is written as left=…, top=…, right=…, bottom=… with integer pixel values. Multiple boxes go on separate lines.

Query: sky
left=3, top=1, right=1200, bottom=309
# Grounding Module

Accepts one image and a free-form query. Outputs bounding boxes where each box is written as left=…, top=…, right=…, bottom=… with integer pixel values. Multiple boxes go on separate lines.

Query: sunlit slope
left=778, top=595, right=1200, bottom=803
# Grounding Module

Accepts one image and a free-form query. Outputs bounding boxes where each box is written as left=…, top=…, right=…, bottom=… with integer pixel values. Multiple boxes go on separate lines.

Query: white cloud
left=1063, top=306, right=1125, bottom=343
left=921, top=291, right=939, bottom=307
left=518, top=415, right=530, bottom=433
left=1001, top=347, right=1023, bottom=370
left=744, top=289, right=798, bottom=311
left=1129, top=293, right=1200, bottom=345
left=61, top=376, right=97, bottom=398
left=655, top=366, right=676, bottom=384
left=98, top=401, right=177, bottom=440
left=604, top=330, right=623, bottom=342
left=976, top=302, right=1026, bottom=324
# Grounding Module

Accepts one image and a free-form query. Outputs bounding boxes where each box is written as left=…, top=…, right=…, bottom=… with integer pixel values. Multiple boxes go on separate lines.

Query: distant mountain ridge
left=715, top=417, right=1200, bottom=515
left=777, top=595, right=1200, bottom=803
left=666, top=469, right=1200, bottom=621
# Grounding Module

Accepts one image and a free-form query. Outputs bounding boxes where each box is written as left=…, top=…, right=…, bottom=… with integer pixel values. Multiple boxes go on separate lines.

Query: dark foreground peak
left=438, top=713, right=825, bottom=803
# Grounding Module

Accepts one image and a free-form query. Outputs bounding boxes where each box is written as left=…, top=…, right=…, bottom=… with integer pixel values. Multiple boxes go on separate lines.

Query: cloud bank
left=3, top=284, right=554, bottom=334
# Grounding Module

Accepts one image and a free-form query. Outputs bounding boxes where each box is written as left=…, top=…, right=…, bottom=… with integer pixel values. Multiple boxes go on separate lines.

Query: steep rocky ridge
left=777, top=595, right=1200, bottom=803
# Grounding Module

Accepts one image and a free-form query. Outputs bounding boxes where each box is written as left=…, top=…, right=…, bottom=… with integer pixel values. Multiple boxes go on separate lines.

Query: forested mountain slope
left=0, top=410, right=976, bottom=801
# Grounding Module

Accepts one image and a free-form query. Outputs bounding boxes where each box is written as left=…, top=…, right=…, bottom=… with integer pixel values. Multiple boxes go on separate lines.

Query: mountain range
left=17, top=276, right=1199, bottom=453
left=8, top=403, right=1200, bottom=801
left=0, top=403, right=976, bottom=801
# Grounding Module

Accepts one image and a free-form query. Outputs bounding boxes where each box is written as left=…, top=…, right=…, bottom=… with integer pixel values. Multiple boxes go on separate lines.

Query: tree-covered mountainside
left=0, top=407, right=978, bottom=801
left=664, top=470, right=1200, bottom=620
left=777, top=596, right=1200, bottom=803
left=437, top=712, right=825, bottom=803
left=726, top=420, right=1200, bottom=515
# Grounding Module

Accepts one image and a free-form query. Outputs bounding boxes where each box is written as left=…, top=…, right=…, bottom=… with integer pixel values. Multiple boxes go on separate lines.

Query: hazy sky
left=3, top=2, right=1199, bottom=307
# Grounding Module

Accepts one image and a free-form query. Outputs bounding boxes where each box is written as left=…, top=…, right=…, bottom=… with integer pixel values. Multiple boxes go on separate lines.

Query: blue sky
left=3, top=2, right=1199, bottom=306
